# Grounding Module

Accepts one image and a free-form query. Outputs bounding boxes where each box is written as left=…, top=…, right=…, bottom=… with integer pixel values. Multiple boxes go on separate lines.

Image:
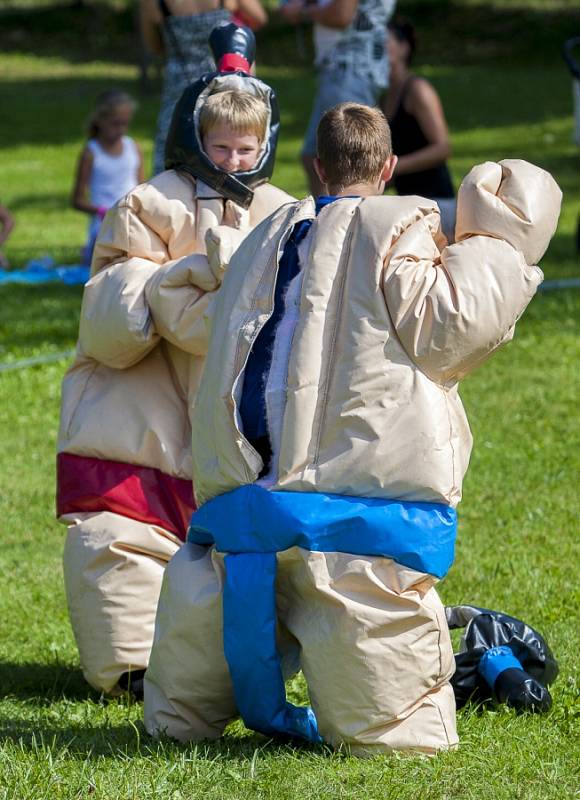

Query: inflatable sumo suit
left=56, top=23, right=293, bottom=696
left=144, top=160, right=561, bottom=753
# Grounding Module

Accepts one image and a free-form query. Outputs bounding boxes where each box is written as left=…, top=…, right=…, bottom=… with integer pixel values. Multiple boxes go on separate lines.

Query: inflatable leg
left=63, top=511, right=180, bottom=694
left=144, top=544, right=237, bottom=741
left=277, top=549, right=458, bottom=755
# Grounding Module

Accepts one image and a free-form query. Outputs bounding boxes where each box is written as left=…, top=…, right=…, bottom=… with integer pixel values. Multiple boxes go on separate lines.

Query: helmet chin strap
left=191, top=163, right=255, bottom=209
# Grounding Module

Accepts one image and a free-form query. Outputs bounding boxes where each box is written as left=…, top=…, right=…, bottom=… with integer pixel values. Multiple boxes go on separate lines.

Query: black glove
left=446, top=605, right=558, bottom=713
left=478, top=645, right=552, bottom=713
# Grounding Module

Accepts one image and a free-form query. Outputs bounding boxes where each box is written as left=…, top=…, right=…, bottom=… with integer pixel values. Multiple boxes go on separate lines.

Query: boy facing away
left=57, top=82, right=294, bottom=698
left=144, top=103, right=561, bottom=753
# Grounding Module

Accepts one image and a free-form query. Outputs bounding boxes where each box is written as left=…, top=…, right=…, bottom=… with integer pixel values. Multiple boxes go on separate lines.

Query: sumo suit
left=56, top=24, right=293, bottom=695
left=144, top=160, right=561, bottom=753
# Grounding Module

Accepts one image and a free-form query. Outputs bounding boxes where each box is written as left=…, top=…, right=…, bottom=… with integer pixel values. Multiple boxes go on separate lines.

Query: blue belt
left=188, top=484, right=457, bottom=744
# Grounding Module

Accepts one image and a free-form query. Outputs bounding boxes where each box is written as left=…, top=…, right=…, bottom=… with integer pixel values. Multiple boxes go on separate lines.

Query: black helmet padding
left=164, top=24, right=279, bottom=209
left=210, top=22, right=256, bottom=71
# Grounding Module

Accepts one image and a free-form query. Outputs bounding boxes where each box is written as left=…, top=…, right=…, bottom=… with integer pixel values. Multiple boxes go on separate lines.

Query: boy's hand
left=205, top=225, right=250, bottom=281
left=456, top=160, right=562, bottom=265
left=223, top=200, right=251, bottom=233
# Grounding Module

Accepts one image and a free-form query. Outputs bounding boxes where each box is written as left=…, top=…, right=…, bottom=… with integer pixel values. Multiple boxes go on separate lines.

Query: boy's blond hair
left=317, top=103, right=392, bottom=188
left=200, top=90, right=269, bottom=141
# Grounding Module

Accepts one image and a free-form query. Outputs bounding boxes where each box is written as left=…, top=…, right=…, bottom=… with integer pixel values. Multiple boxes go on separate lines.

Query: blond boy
left=57, top=86, right=293, bottom=697
left=144, top=103, right=561, bottom=753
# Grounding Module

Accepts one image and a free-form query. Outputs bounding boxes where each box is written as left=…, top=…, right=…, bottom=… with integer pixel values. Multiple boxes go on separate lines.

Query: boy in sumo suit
left=56, top=25, right=294, bottom=698
left=144, top=102, right=561, bottom=754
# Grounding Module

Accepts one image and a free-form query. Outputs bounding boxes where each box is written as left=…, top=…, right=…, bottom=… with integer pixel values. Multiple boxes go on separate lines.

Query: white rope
left=0, top=349, right=75, bottom=373
left=539, top=278, right=580, bottom=292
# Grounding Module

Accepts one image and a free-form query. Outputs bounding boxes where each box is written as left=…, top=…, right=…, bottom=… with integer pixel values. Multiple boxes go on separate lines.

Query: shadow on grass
left=0, top=715, right=321, bottom=760
left=0, top=660, right=95, bottom=702
left=0, top=64, right=574, bottom=151
left=9, top=193, right=71, bottom=211
left=0, top=71, right=316, bottom=151
left=0, top=660, right=320, bottom=758
left=0, top=283, right=83, bottom=352
left=0, top=77, right=161, bottom=151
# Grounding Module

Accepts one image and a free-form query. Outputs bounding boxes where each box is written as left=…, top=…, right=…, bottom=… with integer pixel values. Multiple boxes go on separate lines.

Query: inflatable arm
left=383, top=160, right=562, bottom=384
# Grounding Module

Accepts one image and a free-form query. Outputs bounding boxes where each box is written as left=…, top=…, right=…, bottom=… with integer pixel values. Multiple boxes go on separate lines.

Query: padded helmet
left=164, top=23, right=280, bottom=209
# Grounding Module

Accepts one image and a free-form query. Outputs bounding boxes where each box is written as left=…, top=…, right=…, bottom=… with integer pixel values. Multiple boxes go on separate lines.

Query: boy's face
left=203, top=125, right=261, bottom=173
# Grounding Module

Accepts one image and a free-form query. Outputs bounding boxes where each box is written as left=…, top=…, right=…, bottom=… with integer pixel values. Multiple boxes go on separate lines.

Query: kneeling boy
left=144, top=103, right=561, bottom=753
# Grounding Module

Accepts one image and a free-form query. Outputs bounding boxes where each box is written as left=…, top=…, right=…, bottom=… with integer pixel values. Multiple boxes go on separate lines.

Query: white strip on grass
left=539, top=278, right=580, bottom=291
left=0, top=349, right=75, bottom=373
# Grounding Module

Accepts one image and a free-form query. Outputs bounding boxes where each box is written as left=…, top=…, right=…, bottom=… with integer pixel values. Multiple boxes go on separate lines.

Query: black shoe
left=118, top=669, right=146, bottom=700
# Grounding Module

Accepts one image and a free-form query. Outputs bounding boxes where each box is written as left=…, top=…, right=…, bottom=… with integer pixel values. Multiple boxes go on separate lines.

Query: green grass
left=1, top=1, right=580, bottom=797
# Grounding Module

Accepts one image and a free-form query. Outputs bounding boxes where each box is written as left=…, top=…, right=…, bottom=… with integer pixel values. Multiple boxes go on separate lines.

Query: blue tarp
left=0, top=257, right=89, bottom=286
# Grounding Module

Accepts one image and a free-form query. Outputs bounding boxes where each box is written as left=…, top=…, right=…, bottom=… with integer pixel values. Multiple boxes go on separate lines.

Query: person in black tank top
left=381, top=18, right=456, bottom=239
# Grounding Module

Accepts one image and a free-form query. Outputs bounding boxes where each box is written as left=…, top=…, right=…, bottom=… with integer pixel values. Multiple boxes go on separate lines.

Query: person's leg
left=144, top=544, right=237, bottom=742
left=301, top=68, right=379, bottom=195
left=301, top=75, right=329, bottom=197
left=152, top=75, right=186, bottom=175
left=62, top=511, right=180, bottom=694
left=82, top=216, right=101, bottom=268
left=278, top=548, right=457, bottom=755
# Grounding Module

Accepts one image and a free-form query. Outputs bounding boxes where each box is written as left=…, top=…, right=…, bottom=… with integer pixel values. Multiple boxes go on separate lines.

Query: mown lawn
left=1, top=1, right=579, bottom=798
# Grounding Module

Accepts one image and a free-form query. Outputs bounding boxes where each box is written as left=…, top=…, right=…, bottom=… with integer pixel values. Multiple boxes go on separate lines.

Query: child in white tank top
left=72, top=90, right=144, bottom=266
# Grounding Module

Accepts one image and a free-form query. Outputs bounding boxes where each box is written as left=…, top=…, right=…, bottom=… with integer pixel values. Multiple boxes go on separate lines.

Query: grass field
left=1, top=1, right=579, bottom=798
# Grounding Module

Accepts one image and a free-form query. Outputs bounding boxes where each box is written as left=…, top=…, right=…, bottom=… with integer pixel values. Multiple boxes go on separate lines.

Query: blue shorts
left=302, top=67, right=380, bottom=157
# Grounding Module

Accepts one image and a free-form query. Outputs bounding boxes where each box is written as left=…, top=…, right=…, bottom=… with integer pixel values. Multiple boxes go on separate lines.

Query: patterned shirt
left=314, top=0, right=396, bottom=90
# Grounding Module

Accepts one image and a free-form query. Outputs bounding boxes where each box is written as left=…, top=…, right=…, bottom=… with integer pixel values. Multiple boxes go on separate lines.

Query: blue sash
left=188, top=484, right=457, bottom=743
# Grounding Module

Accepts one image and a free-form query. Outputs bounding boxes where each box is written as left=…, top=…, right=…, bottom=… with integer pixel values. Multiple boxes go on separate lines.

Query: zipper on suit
left=229, top=224, right=300, bottom=477
left=311, top=210, right=357, bottom=466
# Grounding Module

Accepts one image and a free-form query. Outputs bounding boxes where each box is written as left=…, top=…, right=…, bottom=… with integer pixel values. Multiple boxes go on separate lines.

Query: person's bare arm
left=72, top=147, right=98, bottom=215
left=394, top=79, right=451, bottom=176
left=136, top=142, right=146, bottom=184
left=0, top=204, right=15, bottom=248
left=139, top=0, right=165, bottom=57
left=280, top=0, right=357, bottom=30
left=227, top=0, right=268, bottom=29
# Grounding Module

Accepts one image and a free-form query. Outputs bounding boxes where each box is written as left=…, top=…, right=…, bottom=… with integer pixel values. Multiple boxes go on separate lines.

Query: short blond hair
left=317, top=103, right=392, bottom=188
left=200, top=90, right=268, bottom=141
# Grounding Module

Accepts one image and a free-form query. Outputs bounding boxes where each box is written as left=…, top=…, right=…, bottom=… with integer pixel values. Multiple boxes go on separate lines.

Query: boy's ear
left=381, top=155, right=398, bottom=184
left=313, top=156, right=328, bottom=190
